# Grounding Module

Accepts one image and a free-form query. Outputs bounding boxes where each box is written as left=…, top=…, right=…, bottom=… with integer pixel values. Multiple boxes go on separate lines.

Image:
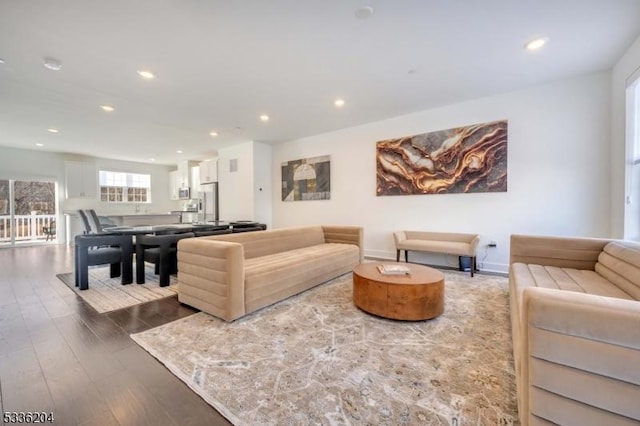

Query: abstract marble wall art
left=282, top=155, right=331, bottom=201
left=376, top=120, right=508, bottom=196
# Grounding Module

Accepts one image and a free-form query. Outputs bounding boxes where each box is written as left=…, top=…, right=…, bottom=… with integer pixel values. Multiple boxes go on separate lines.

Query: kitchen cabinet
left=169, top=170, right=179, bottom=200
left=199, top=159, right=218, bottom=183
left=65, top=161, right=97, bottom=199
left=176, top=160, right=199, bottom=189
left=191, top=165, right=200, bottom=192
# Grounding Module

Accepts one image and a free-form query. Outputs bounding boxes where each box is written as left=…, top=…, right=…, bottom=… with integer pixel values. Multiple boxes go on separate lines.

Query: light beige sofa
left=509, top=234, right=640, bottom=426
left=177, top=225, right=363, bottom=321
left=393, top=230, right=480, bottom=276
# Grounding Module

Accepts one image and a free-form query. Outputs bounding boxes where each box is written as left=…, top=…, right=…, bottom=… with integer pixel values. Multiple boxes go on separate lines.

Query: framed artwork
left=376, top=120, right=507, bottom=196
left=282, top=155, right=331, bottom=201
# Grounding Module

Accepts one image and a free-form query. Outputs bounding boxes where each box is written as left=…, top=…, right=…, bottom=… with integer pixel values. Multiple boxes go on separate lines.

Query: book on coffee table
left=377, top=264, right=410, bottom=275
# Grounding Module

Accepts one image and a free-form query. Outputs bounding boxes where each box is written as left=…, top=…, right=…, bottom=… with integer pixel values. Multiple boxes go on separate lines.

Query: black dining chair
left=87, top=209, right=104, bottom=233
left=74, top=234, right=133, bottom=290
left=231, top=223, right=267, bottom=233
left=78, top=209, right=94, bottom=234
left=193, top=228, right=232, bottom=237
left=136, top=232, right=195, bottom=286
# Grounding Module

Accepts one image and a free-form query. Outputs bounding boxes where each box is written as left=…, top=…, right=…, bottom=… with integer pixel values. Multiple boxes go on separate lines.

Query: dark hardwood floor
left=0, top=244, right=231, bottom=426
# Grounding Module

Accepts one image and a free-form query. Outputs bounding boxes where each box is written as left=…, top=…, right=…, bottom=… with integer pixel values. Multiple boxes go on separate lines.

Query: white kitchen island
left=106, top=213, right=181, bottom=227
left=64, top=212, right=181, bottom=245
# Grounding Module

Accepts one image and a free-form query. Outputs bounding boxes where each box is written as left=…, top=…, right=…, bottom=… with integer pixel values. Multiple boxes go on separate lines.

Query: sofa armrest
left=469, top=235, right=480, bottom=255
left=510, top=234, right=612, bottom=270
left=520, top=287, right=640, bottom=425
left=177, top=238, right=245, bottom=321
left=322, top=226, right=364, bottom=263
left=393, top=231, right=406, bottom=248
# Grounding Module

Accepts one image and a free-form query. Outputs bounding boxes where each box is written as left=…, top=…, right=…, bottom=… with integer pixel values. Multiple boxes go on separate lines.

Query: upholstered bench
left=393, top=231, right=480, bottom=276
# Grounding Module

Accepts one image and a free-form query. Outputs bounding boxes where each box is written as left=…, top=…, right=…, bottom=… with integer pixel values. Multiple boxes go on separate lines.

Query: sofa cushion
left=404, top=231, right=476, bottom=243
left=204, top=226, right=325, bottom=259
left=512, top=264, right=635, bottom=301
left=243, top=243, right=359, bottom=313
left=595, top=242, right=640, bottom=301
left=398, top=239, right=475, bottom=257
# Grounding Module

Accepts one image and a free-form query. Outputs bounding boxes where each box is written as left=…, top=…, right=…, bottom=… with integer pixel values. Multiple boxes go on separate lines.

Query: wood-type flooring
left=0, top=244, right=230, bottom=425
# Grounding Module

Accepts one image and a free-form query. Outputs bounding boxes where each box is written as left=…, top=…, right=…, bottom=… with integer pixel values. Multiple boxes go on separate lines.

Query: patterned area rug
left=56, top=265, right=178, bottom=313
left=131, top=270, right=518, bottom=425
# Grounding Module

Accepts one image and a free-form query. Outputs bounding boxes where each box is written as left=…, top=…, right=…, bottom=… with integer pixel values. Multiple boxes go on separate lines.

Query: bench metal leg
left=404, top=250, right=408, bottom=263
left=459, top=256, right=478, bottom=277
left=471, top=256, right=476, bottom=277
left=396, top=250, right=400, bottom=262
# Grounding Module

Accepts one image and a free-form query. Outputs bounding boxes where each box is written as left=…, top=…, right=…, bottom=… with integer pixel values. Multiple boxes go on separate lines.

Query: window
left=625, top=71, right=640, bottom=240
left=99, top=171, right=151, bottom=203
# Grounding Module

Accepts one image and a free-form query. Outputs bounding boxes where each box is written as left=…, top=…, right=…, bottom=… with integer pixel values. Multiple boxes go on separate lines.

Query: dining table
left=102, top=222, right=231, bottom=284
left=102, top=222, right=231, bottom=236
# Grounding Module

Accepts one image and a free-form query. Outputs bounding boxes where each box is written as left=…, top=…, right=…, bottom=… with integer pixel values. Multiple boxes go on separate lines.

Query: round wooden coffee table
left=353, top=263, right=444, bottom=321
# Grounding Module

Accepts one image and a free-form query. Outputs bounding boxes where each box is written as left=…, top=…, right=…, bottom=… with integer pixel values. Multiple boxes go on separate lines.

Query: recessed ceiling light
left=100, top=105, right=115, bottom=112
left=35, top=143, right=44, bottom=147
left=260, top=114, right=270, bottom=122
left=524, top=37, right=549, bottom=51
left=176, top=150, right=183, bottom=154
left=334, top=98, right=345, bottom=108
left=137, top=70, right=155, bottom=79
left=47, top=128, right=59, bottom=133
left=148, top=158, right=156, bottom=162
left=43, top=57, right=62, bottom=71
left=209, top=131, right=218, bottom=137
left=0, top=58, right=5, bottom=64
left=355, top=5, right=374, bottom=19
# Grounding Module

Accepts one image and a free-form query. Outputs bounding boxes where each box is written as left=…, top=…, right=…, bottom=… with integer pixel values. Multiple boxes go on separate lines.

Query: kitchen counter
left=107, top=213, right=181, bottom=226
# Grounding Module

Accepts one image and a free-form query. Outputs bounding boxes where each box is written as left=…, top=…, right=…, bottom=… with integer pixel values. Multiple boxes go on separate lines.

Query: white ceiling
left=0, top=0, right=639, bottom=165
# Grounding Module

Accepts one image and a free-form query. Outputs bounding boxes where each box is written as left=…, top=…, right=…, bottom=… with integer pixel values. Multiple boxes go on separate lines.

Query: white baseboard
left=477, top=262, right=509, bottom=274
left=364, top=249, right=396, bottom=260
left=364, top=249, right=509, bottom=275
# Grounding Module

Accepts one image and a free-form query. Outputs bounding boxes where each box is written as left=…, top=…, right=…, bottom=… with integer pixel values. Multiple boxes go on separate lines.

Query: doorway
left=0, top=179, right=58, bottom=247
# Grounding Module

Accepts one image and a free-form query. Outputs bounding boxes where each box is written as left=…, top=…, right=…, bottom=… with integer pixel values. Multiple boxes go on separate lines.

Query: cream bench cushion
left=393, top=231, right=480, bottom=276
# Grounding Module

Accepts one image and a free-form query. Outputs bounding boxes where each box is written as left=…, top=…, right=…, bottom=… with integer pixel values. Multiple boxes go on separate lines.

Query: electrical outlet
left=488, top=240, right=497, bottom=248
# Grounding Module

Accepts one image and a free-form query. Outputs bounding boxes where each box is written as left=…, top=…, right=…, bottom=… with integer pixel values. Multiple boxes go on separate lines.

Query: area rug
left=131, top=270, right=518, bottom=425
left=56, top=265, right=178, bottom=313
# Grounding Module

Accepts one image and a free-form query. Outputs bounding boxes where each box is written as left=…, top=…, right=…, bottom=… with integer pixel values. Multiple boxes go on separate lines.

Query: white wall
left=218, top=141, right=273, bottom=226
left=61, top=155, right=177, bottom=215
left=611, top=34, right=640, bottom=238
left=271, top=72, right=612, bottom=272
left=0, top=146, right=179, bottom=243
left=218, top=142, right=256, bottom=221
left=253, top=142, right=273, bottom=227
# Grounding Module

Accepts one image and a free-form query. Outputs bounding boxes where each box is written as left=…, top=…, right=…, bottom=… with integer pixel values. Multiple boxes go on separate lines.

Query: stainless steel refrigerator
left=198, top=182, right=219, bottom=222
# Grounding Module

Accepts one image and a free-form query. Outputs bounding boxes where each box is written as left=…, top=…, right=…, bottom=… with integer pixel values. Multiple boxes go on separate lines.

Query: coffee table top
left=353, top=262, right=444, bottom=285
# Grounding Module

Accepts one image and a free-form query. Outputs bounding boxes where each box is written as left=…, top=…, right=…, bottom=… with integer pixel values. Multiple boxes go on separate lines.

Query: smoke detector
left=43, top=57, right=62, bottom=71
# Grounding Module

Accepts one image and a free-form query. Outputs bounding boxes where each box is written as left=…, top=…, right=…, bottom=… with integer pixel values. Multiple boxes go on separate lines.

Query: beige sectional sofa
left=509, top=234, right=640, bottom=426
left=176, top=225, right=363, bottom=321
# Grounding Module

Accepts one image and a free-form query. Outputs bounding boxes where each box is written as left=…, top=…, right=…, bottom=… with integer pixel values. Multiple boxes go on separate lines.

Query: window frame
left=98, top=170, right=151, bottom=204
